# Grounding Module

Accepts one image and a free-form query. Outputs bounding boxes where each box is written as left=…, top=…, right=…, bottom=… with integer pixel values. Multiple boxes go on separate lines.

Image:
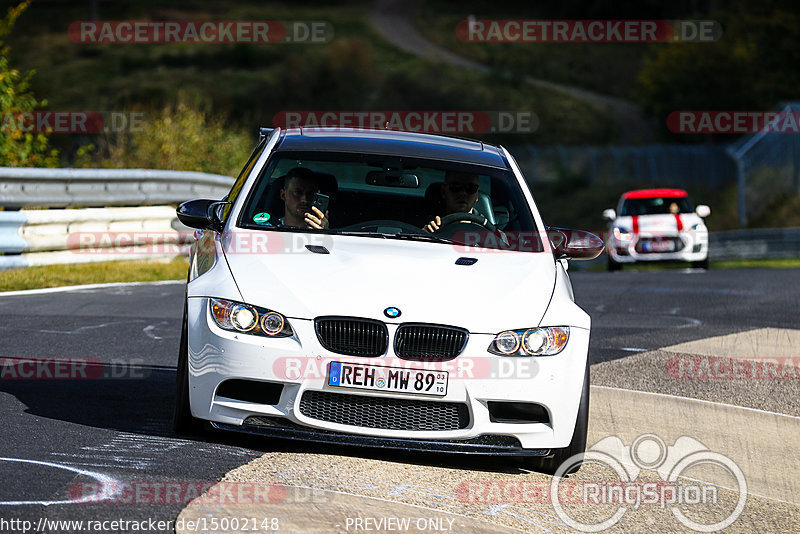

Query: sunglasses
left=445, top=182, right=479, bottom=194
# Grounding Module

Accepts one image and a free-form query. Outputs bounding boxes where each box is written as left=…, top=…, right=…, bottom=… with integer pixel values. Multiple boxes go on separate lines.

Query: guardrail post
left=793, top=128, right=800, bottom=193
left=726, top=147, right=747, bottom=228
left=735, top=157, right=747, bottom=228
left=0, top=211, right=29, bottom=254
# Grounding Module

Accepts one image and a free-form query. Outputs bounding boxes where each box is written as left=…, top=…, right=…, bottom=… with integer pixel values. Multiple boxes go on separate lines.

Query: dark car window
left=237, top=150, right=542, bottom=252
left=620, top=197, right=695, bottom=216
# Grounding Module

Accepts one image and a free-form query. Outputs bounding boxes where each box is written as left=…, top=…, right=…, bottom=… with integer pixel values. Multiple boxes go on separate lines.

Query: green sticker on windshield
left=253, top=212, right=271, bottom=224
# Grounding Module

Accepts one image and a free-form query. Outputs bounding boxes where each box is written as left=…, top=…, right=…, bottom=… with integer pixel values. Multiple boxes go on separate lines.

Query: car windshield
left=237, top=150, right=543, bottom=252
left=620, top=196, right=694, bottom=216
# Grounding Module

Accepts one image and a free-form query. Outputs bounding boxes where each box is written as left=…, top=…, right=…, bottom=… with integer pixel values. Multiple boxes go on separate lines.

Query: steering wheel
left=438, top=212, right=496, bottom=231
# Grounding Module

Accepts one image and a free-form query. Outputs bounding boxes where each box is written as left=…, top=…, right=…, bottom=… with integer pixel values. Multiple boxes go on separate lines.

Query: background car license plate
left=645, top=239, right=675, bottom=252
left=328, top=362, right=448, bottom=396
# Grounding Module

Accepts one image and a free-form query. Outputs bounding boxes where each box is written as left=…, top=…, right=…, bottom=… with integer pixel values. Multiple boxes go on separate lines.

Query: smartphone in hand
left=312, top=192, right=330, bottom=214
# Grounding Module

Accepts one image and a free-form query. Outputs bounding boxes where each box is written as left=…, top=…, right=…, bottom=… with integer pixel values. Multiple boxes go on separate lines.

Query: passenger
left=279, top=167, right=329, bottom=229
left=423, top=171, right=481, bottom=233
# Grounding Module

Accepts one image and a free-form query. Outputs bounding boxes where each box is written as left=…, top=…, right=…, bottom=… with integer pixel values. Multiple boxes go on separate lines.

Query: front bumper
left=186, top=297, right=590, bottom=453
left=608, top=230, right=708, bottom=264
left=212, top=419, right=548, bottom=455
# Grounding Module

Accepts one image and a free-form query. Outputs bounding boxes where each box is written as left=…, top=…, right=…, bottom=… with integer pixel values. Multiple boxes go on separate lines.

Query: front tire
left=173, top=302, right=205, bottom=435
left=607, top=254, right=622, bottom=271
left=526, top=362, right=589, bottom=476
left=692, top=258, right=709, bottom=269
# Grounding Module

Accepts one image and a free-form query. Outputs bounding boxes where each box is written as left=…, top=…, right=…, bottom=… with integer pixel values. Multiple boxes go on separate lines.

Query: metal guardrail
left=0, top=206, right=192, bottom=270
left=709, top=227, right=800, bottom=260
left=1, top=167, right=797, bottom=270
left=0, top=167, right=234, bottom=208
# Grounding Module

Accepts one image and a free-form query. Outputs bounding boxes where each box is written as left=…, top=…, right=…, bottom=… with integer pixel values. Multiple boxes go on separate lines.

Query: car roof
left=272, top=127, right=509, bottom=169
left=622, top=188, right=688, bottom=199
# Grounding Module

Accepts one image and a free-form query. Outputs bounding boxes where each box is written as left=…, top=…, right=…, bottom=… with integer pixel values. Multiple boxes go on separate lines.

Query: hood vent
left=305, top=245, right=330, bottom=254
left=455, top=257, right=477, bottom=265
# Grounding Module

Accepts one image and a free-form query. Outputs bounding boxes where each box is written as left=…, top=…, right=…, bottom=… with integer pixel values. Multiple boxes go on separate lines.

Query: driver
left=423, top=171, right=481, bottom=233
left=279, top=167, right=330, bottom=229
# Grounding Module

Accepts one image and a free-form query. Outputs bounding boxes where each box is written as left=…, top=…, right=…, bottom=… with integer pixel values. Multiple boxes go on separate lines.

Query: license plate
left=328, top=362, right=448, bottom=396
left=644, top=239, right=675, bottom=252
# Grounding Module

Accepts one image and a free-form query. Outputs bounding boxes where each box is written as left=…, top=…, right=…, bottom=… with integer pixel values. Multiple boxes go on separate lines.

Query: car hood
left=614, top=213, right=704, bottom=234
left=221, top=231, right=557, bottom=333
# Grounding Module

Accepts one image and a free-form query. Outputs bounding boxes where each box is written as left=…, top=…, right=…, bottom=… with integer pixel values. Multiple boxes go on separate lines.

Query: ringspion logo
left=549, top=434, right=747, bottom=532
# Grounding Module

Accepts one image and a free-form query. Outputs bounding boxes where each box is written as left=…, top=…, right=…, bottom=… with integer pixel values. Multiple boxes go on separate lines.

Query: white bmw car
left=173, top=127, right=604, bottom=474
left=603, top=188, right=711, bottom=271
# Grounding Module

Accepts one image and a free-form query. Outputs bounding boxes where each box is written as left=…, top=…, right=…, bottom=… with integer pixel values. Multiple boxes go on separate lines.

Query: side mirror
left=177, top=199, right=228, bottom=231
left=602, top=209, right=616, bottom=221
left=696, top=205, right=711, bottom=218
left=547, top=228, right=605, bottom=260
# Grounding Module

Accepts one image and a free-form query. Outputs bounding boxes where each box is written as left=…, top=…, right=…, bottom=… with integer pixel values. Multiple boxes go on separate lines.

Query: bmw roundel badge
left=384, top=307, right=401, bottom=318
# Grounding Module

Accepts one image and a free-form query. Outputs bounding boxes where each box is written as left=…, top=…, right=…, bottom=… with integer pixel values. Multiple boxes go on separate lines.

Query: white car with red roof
left=603, top=188, right=710, bottom=271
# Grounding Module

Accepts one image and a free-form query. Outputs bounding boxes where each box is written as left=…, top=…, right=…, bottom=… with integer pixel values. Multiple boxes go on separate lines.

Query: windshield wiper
left=388, top=233, right=461, bottom=245
left=336, top=230, right=460, bottom=245
left=336, top=231, right=388, bottom=239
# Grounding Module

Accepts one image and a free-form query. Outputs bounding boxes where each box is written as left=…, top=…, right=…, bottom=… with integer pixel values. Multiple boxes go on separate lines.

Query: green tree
left=93, top=97, right=253, bottom=177
left=0, top=1, right=59, bottom=167
left=638, top=3, right=800, bottom=140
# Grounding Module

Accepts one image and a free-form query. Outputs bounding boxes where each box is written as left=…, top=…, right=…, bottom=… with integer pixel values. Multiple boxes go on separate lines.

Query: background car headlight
left=209, top=298, right=293, bottom=338
left=613, top=227, right=633, bottom=241
left=489, top=327, right=569, bottom=356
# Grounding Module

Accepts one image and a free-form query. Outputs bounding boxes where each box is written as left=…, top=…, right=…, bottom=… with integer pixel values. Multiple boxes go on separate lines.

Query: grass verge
left=584, top=256, right=800, bottom=272
left=712, top=258, right=800, bottom=269
left=0, top=257, right=188, bottom=292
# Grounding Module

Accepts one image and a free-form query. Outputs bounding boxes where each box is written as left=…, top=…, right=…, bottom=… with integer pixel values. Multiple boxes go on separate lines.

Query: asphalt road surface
left=0, top=267, right=797, bottom=533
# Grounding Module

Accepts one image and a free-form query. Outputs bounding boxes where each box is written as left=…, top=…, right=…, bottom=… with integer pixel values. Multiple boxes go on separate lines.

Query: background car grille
left=299, top=390, right=470, bottom=431
left=394, top=324, right=468, bottom=361
left=315, top=317, right=388, bottom=357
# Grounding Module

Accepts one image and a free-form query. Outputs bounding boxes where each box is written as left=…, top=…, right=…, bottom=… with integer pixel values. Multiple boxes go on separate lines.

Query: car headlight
left=489, top=327, right=569, bottom=356
left=613, top=227, right=633, bottom=241
left=210, top=298, right=293, bottom=337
